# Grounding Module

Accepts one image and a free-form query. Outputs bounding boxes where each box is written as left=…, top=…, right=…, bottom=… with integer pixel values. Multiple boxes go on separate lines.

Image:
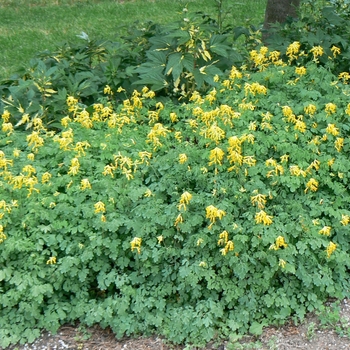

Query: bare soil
left=4, top=299, right=350, bottom=350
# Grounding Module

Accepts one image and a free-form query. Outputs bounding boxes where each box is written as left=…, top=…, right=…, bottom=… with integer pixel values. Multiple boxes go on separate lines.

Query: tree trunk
left=263, top=0, right=301, bottom=41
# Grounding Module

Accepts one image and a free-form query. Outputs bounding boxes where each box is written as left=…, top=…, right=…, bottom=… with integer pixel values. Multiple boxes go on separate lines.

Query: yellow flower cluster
left=255, top=210, right=273, bottom=226
left=305, top=178, right=318, bottom=193
left=179, top=153, right=188, bottom=164
left=94, top=201, right=106, bottom=214
left=244, top=82, right=268, bottom=96
left=146, top=123, right=169, bottom=149
left=130, top=237, right=142, bottom=254
left=0, top=224, right=7, bottom=244
left=226, top=134, right=255, bottom=172
left=319, top=226, right=331, bottom=236
left=0, top=150, right=13, bottom=171
left=326, top=242, right=337, bottom=258
left=341, top=215, right=350, bottom=226
left=217, top=230, right=234, bottom=256
left=177, top=191, right=193, bottom=211
left=208, top=147, right=225, bottom=166
left=250, top=192, right=267, bottom=210
left=205, top=205, right=226, bottom=229
left=68, top=157, right=80, bottom=176
left=269, top=236, right=288, bottom=250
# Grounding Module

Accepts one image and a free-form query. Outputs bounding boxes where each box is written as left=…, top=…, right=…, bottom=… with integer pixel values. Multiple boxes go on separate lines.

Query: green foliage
left=1, top=45, right=350, bottom=347
left=134, top=8, right=243, bottom=98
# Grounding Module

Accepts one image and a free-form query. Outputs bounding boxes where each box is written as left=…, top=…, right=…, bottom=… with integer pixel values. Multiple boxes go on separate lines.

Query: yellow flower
left=326, top=242, right=337, bottom=258
left=41, top=172, right=52, bottom=184
left=103, top=85, right=114, bottom=95
left=199, top=261, right=207, bottom=267
left=201, top=122, right=225, bottom=143
left=1, top=110, right=10, bottom=122
left=276, top=236, right=288, bottom=249
left=59, top=116, right=71, bottom=128
left=197, top=238, right=204, bottom=246
left=103, top=164, right=115, bottom=177
left=179, top=153, right=188, bottom=164
left=244, top=82, right=267, bottom=96
left=0, top=225, right=6, bottom=244
left=304, top=104, right=317, bottom=115
left=205, top=205, right=226, bottom=228
left=279, top=259, right=286, bottom=268
left=243, top=156, right=256, bottom=167
left=218, top=230, right=229, bottom=246
left=170, top=112, right=178, bottom=123
left=280, top=154, right=289, bottom=163
left=341, top=215, right=350, bottom=226
left=339, top=72, right=350, bottom=82
left=305, top=178, right=318, bottom=193
left=220, top=240, right=234, bottom=255
left=26, top=153, right=35, bottom=161
left=2, top=122, right=14, bottom=135
left=229, top=66, right=243, bottom=80
left=144, top=189, right=153, bottom=197
left=326, top=123, right=339, bottom=136
left=282, top=105, right=294, bottom=118
left=331, top=45, right=341, bottom=57
left=325, top=103, right=337, bottom=115
left=335, top=138, right=344, bottom=152
left=177, top=191, right=193, bottom=211
left=122, top=167, right=134, bottom=180
left=290, top=165, right=306, bottom=177
left=251, top=193, right=267, bottom=210
left=68, top=157, right=80, bottom=176
left=157, top=235, right=164, bottom=244
left=294, top=120, right=306, bottom=133
left=208, top=147, right=225, bottom=166
left=46, top=257, right=56, bottom=265
left=174, top=213, right=183, bottom=227
left=138, top=151, right=152, bottom=165
left=286, top=41, right=301, bottom=58
left=255, top=210, right=273, bottom=225
left=80, top=178, right=92, bottom=190
left=310, top=45, right=324, bottom=59
left=66, top=95, right=78, bottom=106
left=319, top=226, right=331, bottom=236
left=269, top=50, right=281, bottom=62
left=295, top=66, right=306, bottom=76
left=94, top=201, right=106, bottom=214
left=130, top=237, right=142, bottom=254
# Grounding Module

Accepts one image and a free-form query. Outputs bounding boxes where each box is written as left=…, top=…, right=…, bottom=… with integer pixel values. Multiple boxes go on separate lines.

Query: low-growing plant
left=1, top=43, right=350, bottom=348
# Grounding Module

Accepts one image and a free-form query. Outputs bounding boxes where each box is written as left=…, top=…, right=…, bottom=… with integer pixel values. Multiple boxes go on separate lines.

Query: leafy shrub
left=1, top=44, right=350, bottom=347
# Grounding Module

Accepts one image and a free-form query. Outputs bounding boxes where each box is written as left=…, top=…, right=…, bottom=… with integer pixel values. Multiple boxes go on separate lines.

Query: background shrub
left=264, top=1, right=350, bottom=74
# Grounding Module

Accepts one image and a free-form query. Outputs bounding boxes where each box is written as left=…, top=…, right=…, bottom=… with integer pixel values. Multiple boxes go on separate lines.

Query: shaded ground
left=4, top=299, right=350, bottom=350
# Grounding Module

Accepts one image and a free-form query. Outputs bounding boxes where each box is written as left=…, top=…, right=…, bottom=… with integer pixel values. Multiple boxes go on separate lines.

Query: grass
left=0, top=0, right=267, bottom=78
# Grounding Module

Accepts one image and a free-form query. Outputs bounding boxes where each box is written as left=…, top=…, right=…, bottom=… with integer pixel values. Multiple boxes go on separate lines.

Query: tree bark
left=263, top=0, right=301, bottom=41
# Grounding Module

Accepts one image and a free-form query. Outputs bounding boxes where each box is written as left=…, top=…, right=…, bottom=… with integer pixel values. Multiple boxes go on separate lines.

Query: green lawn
left=0, top=0, right=267, bottom=78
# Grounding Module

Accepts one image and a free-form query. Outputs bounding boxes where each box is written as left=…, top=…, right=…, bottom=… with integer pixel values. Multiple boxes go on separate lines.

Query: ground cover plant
left=1, top=37, right=350, bottom=347
left=2, top=0, right=350, bottom=348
